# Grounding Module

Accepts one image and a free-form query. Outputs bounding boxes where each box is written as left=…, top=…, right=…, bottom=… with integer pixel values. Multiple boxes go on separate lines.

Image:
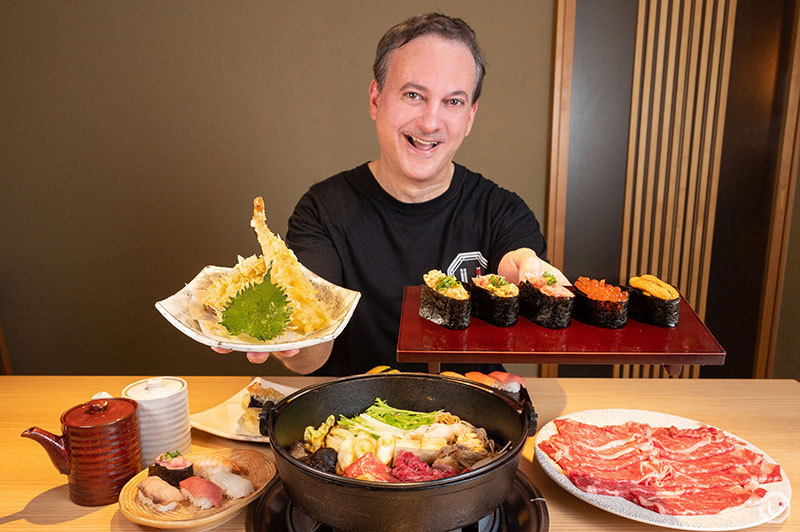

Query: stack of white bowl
left=122, top=376, right=192, bottom=467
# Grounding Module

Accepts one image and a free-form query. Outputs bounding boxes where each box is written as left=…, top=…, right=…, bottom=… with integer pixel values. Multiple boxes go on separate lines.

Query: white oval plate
left=189, top=378, right=296, bottom=443
left=535, top=409, right=791, bottom=530
left=156, top=264, right=360, bottom=352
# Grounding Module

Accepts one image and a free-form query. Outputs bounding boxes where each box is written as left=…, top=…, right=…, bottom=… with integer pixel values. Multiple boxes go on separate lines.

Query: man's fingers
left=246, top=352, right=270, bottom=364
left=211, top=347, right=233, bottom=354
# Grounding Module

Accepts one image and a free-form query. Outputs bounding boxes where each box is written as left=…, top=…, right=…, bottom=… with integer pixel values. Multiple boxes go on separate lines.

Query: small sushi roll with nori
left=628, top=274, right=680, bottom=327
left=573, top=277, right=629, bottom=329
left=519, top=271, right=574, bottom=328
left=148, top=451, right=194, bottom=488
left=418, top=270, right=471, bottom=329
left=469, top=274, right=519, bottom=327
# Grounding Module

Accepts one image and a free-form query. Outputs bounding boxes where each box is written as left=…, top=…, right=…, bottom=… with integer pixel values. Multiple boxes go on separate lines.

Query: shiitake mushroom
left=307, top=447, right=338, bottom=473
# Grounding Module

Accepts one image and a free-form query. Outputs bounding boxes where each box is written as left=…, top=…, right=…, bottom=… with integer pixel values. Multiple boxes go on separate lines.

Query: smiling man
left=233, top=13, right=566, bottom=375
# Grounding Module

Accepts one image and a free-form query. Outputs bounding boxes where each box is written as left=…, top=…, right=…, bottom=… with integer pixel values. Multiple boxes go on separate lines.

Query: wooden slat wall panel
left=617, top=0, right=737, bottom=379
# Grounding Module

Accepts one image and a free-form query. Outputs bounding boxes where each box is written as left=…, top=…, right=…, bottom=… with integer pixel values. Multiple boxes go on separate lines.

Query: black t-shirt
left=286, top=162, right=547, bottom=376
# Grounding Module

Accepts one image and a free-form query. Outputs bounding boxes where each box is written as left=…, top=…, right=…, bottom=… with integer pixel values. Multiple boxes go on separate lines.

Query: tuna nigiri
left=465, top=371, right=522, bottom=393
left=179, top=476, right=223, bottom=509
left=488, top=371, right=527, bottom=390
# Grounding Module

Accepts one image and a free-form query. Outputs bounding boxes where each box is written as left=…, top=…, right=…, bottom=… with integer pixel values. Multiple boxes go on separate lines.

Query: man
left=225, top=13, right=565, bottom=374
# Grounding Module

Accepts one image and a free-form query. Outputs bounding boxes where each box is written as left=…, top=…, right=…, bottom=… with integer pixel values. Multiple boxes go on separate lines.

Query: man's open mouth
left=407, top=135, right=439, bottom=150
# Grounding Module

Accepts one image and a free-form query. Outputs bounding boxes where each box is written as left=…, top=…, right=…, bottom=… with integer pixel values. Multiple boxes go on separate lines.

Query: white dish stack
left=122, top=376, right=192, bottom=467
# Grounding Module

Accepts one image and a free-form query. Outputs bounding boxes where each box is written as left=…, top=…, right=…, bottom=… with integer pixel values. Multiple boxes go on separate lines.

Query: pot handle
left=259, top=401, right=277, bottom=437
left=517, top=386, right=538, bottom=437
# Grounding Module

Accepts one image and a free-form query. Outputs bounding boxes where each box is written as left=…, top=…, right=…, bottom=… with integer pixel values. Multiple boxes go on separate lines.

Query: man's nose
left=417, top=101, right=442, bottom=132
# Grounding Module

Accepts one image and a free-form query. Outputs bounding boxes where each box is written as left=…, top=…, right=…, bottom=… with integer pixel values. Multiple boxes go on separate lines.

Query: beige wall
left=1, top=2, right=554, bottom=375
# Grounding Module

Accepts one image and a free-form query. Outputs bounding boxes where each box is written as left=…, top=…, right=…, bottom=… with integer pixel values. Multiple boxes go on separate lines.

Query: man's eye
left=448, top=98, right=464, bottom=106
left=406, top=92, right=420, bottom=100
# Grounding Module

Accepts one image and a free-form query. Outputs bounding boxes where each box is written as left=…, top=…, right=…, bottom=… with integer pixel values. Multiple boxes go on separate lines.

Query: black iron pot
left=261, top=373, right=537, bottom=532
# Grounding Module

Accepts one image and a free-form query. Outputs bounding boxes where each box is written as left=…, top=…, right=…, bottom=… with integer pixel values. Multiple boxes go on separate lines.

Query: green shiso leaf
left=220, top=265, right=292, bottom=340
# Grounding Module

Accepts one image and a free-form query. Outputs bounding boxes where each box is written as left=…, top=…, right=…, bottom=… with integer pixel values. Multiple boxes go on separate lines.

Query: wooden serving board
left=396, top=286, right=725, bottom=372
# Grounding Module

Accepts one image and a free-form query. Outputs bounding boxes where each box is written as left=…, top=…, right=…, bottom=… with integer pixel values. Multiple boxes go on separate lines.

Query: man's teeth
left=409, top=135, right=438, bottom=147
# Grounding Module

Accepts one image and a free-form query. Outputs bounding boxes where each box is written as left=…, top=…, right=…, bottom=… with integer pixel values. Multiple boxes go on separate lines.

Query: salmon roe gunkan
left=574, top=277, right=628, bottom=302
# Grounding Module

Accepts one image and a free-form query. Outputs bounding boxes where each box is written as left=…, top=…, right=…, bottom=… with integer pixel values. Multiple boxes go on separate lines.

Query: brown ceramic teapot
left=21, top=397, right=142, bottom=506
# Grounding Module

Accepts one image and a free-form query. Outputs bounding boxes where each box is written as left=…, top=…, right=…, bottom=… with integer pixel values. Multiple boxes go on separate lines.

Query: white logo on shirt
left=447, top=251, right=488, bottom=283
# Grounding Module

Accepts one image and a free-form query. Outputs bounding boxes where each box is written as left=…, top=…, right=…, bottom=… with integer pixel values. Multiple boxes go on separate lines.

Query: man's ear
left=465, top=99, right=479, bottom=136
left=368, top=79, right=381, bottom=120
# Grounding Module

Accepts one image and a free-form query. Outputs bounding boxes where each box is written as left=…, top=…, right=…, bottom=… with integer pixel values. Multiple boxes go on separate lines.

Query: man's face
left=369, top=34, right=478, bottom=187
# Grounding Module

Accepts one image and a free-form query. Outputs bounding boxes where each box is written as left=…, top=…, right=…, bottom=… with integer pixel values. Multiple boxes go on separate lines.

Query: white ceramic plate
left=535, top=409, right=791, bottom=530
left=189, top=378, right=297, bottom=442
left=156, top=264, right=360, bottom=352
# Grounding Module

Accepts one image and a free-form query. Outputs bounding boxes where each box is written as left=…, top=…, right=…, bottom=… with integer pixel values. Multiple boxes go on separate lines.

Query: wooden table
left=1, top=376, right=797, bottom=531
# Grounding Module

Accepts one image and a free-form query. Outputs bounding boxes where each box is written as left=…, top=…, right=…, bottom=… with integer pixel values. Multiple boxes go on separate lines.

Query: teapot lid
left=61, top=398, right=137, bottom=429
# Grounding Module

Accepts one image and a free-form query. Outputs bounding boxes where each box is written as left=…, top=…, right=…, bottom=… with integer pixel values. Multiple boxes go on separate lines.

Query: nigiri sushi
left=418, top=270, right=471, bottom=329
left=469, top=274, right=519, bottom=327
left=573, top=277, right=629, bottom=328
left=192, top=454, right=243, bottom=478
left=205, top=470, right=254, bottom=499
left=137, top=476, right=184, bottom=512
left=179, top=476, right=223, bottom=509
left=628, top=274, right=680, bottom=327
left=489, top=371, right=527, bottom=390
left=519, top=271, right=574, bottom=328
left=464, top=371, right=521, bottom=393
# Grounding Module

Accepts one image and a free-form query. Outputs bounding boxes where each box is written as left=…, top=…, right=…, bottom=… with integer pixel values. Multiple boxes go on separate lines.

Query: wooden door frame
left=540, top=0, right=575, bottom=378
left=755, top=0, right=800, bottom=378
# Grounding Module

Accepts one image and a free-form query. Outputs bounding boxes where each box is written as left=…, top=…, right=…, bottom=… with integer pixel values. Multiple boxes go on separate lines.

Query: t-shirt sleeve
left=285, top=191, right=343, bottom=285
left=488, top=191, right=548, bottom=268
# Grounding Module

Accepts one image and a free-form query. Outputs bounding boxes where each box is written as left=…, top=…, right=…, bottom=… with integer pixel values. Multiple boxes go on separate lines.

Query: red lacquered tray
left=396, top=286, right=725, bottom=371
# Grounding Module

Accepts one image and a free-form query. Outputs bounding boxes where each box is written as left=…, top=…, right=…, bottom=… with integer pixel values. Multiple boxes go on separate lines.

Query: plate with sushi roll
left=156, top=196, right=360, bottom=353
left=119, top=448, right=276, bottom=530
left=190, top=377, right=296, bottom=442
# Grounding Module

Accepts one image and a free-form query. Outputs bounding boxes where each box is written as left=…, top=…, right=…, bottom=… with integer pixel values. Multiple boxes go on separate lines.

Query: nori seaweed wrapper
left=148, top=461, right=194, bottom=488
left=419, top=284, right=471, bottom=329
left=469, top=282, right=519, bottom=327
left=519, top=281, right=573, bottom=328
left=573, top=283, right=629, bottom=329
left=627, top=285, right=680, bottom=327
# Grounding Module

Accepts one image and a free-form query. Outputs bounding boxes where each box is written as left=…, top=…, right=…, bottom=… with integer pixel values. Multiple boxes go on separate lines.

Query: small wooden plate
left=119, top=448, right=276, bottom=531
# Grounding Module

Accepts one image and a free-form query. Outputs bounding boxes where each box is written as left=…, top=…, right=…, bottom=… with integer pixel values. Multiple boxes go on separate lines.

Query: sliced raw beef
left=539, top=417, right=782, bottom=516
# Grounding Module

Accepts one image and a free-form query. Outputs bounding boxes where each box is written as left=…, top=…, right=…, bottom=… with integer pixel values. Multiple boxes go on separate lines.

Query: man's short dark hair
left=373, top=13, right=487, bottom=103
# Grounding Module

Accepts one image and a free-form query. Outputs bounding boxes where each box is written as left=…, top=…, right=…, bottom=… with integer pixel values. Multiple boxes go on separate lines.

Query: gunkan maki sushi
left=519, top=271, right=574, bottom=328
left=148, top=451, right=194, bottom=488
left=469, top=274, right=519, bottom=327
left=627, top=274, right=680, bottom=327
left=418, top=270, right=471, bottom=329
left=573, top=277, right=629, bottom=329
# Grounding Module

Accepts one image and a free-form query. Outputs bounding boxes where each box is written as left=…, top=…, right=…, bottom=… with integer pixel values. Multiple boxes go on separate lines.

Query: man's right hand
left=210, top=347, right=299, bottom=364
left=210, top=340, right=333, bottom=374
